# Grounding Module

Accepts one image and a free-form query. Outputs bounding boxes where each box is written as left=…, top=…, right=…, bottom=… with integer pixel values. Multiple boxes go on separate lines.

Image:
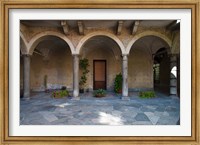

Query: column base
left=121, top=96, right=130, bottom=101
left=169, top=94, right=179, bottom=99
left=71, top=97, right=80, bottom=100
left=22, top=97, right=30, bottom=101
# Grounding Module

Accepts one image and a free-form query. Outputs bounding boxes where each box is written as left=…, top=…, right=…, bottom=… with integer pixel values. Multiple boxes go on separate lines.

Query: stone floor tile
left=39, top=112, right=58, bottom=122
left=135, top=113, right=150, bottom=121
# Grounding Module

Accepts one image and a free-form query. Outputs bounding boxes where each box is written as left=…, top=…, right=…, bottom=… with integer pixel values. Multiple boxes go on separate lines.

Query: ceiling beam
left=78, top=21, right=84, bottom=35
left=61, top=20, right=69, bottom=35
left=132, top=20, right=140, bottom=35
left=117, top=20, right=123, bottom=35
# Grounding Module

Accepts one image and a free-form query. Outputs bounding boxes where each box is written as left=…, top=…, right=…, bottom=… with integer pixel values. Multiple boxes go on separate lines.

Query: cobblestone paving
left=20, top=92, right=180, bottom=125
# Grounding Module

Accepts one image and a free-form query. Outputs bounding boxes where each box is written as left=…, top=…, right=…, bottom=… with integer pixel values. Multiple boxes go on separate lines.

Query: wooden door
left=93, top=60, right=106, bottom=90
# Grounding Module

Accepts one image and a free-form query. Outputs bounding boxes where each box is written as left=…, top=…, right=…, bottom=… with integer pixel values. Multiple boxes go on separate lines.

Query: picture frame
left=0, top=0, right=199, bottom=144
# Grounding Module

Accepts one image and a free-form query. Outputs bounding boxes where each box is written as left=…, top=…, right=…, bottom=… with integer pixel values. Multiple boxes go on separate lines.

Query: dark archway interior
left=153, top=47, right=170, bottom=95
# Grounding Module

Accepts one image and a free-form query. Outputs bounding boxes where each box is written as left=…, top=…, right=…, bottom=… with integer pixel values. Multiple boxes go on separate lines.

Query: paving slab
left=135, top=113, right=150, bottom=121
left=39, top=111, right=58, bottom=122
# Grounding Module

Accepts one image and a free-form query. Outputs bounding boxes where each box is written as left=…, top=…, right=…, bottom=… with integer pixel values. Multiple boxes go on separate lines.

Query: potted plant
left=139, top=91, right=156, bottom=99
left=93, top=89, right=106, bottom=98
left=79, top=58, right=89, bottom=93
left=52, top=90, right=69, bottom=98
left=114, top=73, right=122, bottom=93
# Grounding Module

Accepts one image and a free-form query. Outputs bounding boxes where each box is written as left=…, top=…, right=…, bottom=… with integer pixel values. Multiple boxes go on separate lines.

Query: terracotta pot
left=45, top=89, right=50, bottom=93
left=95, top=94, right=105, bottom=98
left=118, top=89, right=122, bottom=94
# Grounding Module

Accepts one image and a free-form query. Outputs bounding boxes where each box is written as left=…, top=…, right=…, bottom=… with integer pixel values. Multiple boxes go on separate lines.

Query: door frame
left=93, top=60, right=107, bottom=90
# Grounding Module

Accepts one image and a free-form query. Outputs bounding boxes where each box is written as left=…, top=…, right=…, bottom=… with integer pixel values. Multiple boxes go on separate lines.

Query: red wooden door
left=93, top=60, right=106, bottom=90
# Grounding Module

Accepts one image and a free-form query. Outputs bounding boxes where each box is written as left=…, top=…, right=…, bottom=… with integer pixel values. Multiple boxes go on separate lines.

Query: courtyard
left=20, top=92, right=180, bottom=125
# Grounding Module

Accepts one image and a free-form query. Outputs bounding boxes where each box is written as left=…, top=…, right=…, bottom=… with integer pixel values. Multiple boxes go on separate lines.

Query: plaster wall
left=30, top=47, right=73, bottom=91
left=171, top=31, right=180, bottom=54
left=128, top=48, right=154, bottom=90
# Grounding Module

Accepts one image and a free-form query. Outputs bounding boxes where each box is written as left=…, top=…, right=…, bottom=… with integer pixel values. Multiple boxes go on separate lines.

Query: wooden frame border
left=0, top=0, right=199, bottom=144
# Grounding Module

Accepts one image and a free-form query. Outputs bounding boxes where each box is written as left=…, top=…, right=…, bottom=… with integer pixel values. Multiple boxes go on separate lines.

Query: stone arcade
left=20, top=20, right=180, bottom=100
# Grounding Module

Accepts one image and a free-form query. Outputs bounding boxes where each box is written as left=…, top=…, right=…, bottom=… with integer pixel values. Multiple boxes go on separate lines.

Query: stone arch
left=20, top=32, right=28, bottom=54
left=126, top=31, right=172, bottom=54
left=76, top=31, right=126, bottom=55
left=28, top=31, right=75, bottom=55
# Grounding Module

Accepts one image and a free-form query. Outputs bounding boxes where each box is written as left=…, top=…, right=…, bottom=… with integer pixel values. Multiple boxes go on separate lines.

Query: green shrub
left=79, top=58, right=89, bottom=90
left=114, top=73, right=122, bottom=93
left=139, top=91, right=155, bottom=98
left=52, top=90, right=69, bottom=98
left=93, top=89, right=106, bottom=97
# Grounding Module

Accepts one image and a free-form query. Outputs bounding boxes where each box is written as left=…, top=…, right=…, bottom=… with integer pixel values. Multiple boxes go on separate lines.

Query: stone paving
left=20, top=92, right=180, bottom=125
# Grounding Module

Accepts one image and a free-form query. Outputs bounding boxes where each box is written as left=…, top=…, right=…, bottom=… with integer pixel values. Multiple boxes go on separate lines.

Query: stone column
left=170, top=54, right=177, bottom=97
left=72, top=54, right=80, bottom=100
left=122, top=55, right=129, bottom=100
left=23, top=55, right=30, bottom=99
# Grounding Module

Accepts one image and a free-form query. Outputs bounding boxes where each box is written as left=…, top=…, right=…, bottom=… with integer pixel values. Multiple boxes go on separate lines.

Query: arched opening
left=30, top=36, right=73, bottom=93
left=128, top=35, right=171, bottom=95
left=79, top=35, right=122, bottom=91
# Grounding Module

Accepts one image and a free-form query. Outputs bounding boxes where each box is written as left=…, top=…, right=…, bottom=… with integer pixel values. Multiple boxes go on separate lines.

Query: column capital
left=22, top=54, right=31, bottom=57
left=122, top=54, right=128, bottom=61
left=72, top=54, right=80, bottom=57
left=122, top=54, right=129, bottom=57
left=169, top=54, right=178, bottom=63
